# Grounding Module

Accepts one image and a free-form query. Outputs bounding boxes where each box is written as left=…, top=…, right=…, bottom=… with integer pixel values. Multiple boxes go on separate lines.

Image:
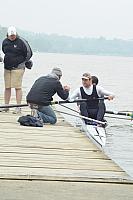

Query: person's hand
left=63, top=85, right=70, bottom=92
left=108, top=95, right=115, bottom=100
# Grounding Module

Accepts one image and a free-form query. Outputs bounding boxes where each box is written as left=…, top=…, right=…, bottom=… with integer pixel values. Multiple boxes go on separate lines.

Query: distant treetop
left=0, top=25, right=133, bottom=56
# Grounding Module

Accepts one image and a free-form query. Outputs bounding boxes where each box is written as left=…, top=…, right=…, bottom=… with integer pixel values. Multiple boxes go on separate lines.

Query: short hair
left=92, top=76, right=99, bottom=85
left=51, top=67, right=62, bottom=76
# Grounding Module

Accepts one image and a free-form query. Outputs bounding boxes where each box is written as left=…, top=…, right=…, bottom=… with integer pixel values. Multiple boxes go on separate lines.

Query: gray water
left=0, top=52, right=133, bottom=177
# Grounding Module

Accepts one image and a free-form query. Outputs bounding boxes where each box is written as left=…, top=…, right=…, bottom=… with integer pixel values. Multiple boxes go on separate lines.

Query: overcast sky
left=1, top=0, right=133, bottom=39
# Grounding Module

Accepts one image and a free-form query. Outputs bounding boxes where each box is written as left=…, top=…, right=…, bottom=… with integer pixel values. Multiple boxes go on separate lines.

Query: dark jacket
left=2, top=36, right=32, bottom=70
left=26, top=74, right=69, bottom=105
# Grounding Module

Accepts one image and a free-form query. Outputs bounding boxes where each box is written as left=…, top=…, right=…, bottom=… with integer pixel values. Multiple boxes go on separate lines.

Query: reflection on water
left=0, top=53, right=133, bottom=177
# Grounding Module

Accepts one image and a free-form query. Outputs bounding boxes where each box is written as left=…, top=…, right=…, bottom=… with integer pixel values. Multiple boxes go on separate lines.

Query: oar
left=119, top=110, right=133, bottom=113
left=0, top=97, right=107, bottom=109
left=61, top=105, right=133, bottom=121
left=0, top=103, right=28, bottom=109
left=54, top=109, right=106, bottom=125
left=105, top=115, right=132, bottom=121
left=50, top=97, right=107, bottom=105
left=106, top=110, right=133, bottom=118
left=60, top=104, right=79, bottom=114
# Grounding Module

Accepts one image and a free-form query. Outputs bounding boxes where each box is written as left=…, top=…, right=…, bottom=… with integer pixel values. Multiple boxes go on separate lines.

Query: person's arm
left=2, top=39, right=6, bottom=54
left=68, top=88, right=81, bottom=101
left=97, top=86, right=115, bottom=100
left=20, top=37, right=33, bottom=61
left=56, top=81, right=70, bottom=100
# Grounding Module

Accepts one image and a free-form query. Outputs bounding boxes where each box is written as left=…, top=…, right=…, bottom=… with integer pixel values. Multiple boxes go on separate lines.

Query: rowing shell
left=86, top=124, right=106, bottom=147
left=81, top=121, right=106, bottom=147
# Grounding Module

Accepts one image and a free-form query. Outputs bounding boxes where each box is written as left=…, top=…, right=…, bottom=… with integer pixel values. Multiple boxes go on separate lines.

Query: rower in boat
left=69, top=72, right=115, bottom=127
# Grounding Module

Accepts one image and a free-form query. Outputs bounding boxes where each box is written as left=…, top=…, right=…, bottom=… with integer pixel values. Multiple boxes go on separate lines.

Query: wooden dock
left=0, top=105, right=133, bottom=199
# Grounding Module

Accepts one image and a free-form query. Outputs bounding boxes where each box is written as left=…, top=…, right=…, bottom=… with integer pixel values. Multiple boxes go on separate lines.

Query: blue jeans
left=38, top=105, right=57, bottom=124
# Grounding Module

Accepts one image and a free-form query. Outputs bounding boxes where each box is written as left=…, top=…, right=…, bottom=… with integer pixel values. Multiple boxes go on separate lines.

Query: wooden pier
left=0, top=105, right=133, bottom=199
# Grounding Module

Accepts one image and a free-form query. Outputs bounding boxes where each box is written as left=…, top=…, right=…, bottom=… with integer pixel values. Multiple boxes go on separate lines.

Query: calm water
left=0, top=52, right=133, bottom=177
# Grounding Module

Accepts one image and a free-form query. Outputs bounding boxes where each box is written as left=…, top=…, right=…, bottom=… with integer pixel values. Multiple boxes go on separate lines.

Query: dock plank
left=0, top=104, right=133, bottom=199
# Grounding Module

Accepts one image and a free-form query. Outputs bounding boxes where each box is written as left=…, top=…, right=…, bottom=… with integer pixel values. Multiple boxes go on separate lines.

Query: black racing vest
left=80, top=85, right=99, bottom=109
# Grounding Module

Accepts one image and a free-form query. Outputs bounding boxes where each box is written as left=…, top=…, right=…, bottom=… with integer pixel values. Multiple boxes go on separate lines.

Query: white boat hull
left=75, top=118, right=106, bottom=147
left=86, top=125, right=106, bottom=147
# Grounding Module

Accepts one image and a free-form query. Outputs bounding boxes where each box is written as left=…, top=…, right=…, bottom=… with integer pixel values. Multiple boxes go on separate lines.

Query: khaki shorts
left=4, top=68, right=25, bottom=89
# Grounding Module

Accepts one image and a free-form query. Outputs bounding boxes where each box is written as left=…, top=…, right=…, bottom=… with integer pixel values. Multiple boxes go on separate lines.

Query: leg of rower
left=80, top=102, right=89, bottom=124
left=80, top=102, right=97, bottom=124
left=97, top=100, right=106, bottom=121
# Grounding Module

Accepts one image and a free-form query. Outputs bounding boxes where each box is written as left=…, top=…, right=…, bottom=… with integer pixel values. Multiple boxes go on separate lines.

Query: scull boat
left=77, top=119, right=106, bottom=148
left=83, top=123, right=106, bottom=147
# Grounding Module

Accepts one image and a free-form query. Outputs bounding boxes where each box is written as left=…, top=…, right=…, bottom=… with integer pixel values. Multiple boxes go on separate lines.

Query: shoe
left=85, top=121, right=97, bottom=126
left=97, top=122, right=108, bottom=128
left=36, top=111, right=43, bottom=124
left=85, top=121, right=92, bottom=125
left=0, top=107, right=9, bottom=112
left=102, top=118, right=107, bottom=123
left=31, top=109, right=38, bottom=117
left=92, top=121, right=98, bottom=126
left=13, top=107, right=21, bottom=114
left=84, top=119, right=91, bottom=125
left=32, top=109, right=43, bottom=123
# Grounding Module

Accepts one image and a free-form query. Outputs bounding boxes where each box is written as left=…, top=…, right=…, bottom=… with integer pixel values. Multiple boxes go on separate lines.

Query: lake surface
left=0, top=52, right=133, bottom=177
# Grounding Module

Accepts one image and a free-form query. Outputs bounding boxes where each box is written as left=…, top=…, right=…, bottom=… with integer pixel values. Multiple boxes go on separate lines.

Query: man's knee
left=80, top=102, right=87, bottom=107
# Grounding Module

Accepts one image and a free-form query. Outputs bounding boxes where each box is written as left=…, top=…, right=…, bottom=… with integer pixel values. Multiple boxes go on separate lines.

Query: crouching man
left=26, top=67, right=70, bottom=124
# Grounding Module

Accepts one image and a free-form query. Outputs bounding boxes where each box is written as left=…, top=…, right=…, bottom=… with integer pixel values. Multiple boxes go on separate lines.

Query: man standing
left=26, top=67, right=70, bottom=124
left=70, top=72, right=115, bottom=125
left=1, top=26, right=32, bottom=114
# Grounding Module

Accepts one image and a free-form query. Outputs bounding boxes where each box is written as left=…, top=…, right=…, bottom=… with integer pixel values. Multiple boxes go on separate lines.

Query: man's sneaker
left=31, top=109, right=43, bottom=123
left=36, top=111, right=43, bottom=124
left=13, top=107, right=21, bottom=114
left=0, top=107, right=9, bottom=112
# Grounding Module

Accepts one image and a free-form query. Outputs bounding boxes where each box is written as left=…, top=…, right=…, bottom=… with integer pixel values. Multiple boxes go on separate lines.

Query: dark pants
left=80, top=101, right=106, bottom=124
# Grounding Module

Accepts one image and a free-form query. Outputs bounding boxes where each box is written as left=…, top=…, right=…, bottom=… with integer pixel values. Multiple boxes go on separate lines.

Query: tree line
left=0, top=25, right=133, bottom=56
